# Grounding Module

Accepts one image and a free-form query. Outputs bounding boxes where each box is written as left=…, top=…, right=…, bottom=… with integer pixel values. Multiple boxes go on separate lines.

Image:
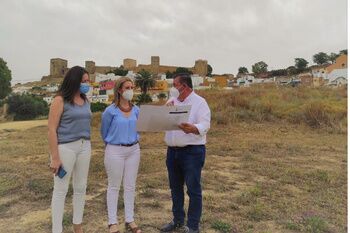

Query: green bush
left=91, top=102, right=108, bottom=112
left=157, top=92, right=167, bottom=100
left=211, top=220, right=231, bottom=233
left=136, top=93, right=152, bottom=105
left=7, top=94, right=49, bottom=120
left=303, top=216, right=328, bottom=233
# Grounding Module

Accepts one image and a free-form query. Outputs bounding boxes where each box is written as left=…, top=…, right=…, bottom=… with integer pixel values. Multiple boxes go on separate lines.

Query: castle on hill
left=42, top=56, right=208, bottom=82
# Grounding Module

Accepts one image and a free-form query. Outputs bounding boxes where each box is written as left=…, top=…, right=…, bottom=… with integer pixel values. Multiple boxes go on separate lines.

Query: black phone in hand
left=57, top=166, right=67, bottom=178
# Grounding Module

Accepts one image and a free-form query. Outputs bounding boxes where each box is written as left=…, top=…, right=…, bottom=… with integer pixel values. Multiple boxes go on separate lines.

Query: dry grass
left=0, top=87, right=347, bottom=233
left=200, top=85, right=347, bottom=133
left=0, top=119, right=47, bottom=131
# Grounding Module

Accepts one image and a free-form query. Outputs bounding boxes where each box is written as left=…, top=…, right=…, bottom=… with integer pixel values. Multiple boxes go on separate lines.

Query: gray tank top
left=57, top=100, right=92, bottom=144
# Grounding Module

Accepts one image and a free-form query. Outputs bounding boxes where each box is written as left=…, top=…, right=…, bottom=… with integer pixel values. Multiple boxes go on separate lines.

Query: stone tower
left=194, top=59, right=208, bottom=77
left=85, top=61, right=96, bottom=74
left=123, top=58, right=137, bottom=70
left=50, top=58, right=68, bottom=76
left=151, top=56, right=160, bottom=74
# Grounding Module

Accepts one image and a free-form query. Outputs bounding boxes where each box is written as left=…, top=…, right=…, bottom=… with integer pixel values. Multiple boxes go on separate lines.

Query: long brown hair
left=113, top=77, right=134, bottom=106
left=57, top=66, right=89, bottom=104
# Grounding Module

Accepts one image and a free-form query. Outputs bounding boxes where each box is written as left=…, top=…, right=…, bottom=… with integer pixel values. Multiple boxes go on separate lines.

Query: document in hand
left=136, top=105, right=192, bottom=132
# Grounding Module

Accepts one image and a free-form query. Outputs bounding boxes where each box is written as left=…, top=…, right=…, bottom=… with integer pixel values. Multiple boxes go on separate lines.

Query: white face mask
left=122, top=89, right=134, bottom=101
left=169, top=87, right=180, bottom=99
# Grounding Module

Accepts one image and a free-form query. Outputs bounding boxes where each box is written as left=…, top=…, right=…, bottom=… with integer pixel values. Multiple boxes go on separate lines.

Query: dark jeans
left=166, top=145, right=206, bottom=230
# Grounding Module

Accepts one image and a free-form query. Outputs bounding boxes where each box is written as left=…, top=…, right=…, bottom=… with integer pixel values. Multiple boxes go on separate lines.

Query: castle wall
left=95, top=66, right=116, bottom=74
left=44, top=56, right=209, bottom=83
left=50, top=58, right=68, bottom=76
left=194, top=60, right=208, bottom=77
left=85, top=61, right=96, bottom=74
left=123, top=59, right=137, bottom=70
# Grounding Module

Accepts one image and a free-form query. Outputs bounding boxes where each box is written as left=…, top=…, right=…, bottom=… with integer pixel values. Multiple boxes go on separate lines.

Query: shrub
left=157, top=92, right=167, bottom=100
left=7, top=94, right=49, bottom=120
left=135, top=93, right=152, bottom=105
left=303, top=216, right=328, bottom=233
left=91, top=102, right=108, bottom=112
left=211, top=220, right=231, bottom=233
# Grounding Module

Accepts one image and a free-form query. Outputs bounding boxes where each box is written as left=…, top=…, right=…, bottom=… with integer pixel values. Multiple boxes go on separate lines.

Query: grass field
left=0, top=119, right=47, bottom=131
left=0, top=86, right=347, bottom=233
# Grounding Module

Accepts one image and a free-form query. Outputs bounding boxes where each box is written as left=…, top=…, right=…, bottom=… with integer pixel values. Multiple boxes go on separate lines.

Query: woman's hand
left=50, top=158, right=62, bottom=175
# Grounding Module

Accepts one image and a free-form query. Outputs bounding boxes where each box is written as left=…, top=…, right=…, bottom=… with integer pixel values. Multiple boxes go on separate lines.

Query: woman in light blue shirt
left=101, top=77, right=142, bottom=233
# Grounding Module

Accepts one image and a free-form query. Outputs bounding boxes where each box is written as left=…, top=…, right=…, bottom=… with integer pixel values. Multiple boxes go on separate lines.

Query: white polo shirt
left=164, top=91, right=211, bottom=147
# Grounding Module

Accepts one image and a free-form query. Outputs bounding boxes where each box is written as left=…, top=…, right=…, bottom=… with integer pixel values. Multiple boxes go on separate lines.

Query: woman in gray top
left=48, top=66, right=92, bottom=233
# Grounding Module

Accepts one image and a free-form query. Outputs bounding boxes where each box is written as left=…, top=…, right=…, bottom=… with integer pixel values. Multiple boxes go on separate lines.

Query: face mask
left=169, top=87, right=180, bottom=98
left=79, top=83, right=90, bottom=94
left=122, top=89, right=134, bottom=101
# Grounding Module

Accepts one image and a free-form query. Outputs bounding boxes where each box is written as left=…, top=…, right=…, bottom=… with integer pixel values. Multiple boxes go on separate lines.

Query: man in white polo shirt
left=160, top=73, right=211, bottom=233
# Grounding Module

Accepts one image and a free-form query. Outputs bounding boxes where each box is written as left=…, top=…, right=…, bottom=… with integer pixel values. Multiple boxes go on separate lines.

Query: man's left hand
left=178, top=123, right=199, bottom=134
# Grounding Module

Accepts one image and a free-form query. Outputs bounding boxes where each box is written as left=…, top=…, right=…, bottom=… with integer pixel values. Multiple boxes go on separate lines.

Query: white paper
left=136, top=105, right=192, bottom=132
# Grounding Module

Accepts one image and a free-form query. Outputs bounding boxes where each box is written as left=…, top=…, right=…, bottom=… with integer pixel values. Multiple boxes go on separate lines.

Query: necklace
left=118, top=103, right=132, bottom=112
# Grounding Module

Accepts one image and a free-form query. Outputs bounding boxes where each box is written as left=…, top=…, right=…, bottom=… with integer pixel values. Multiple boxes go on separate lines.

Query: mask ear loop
left=179, top=84, right=187, bottom=94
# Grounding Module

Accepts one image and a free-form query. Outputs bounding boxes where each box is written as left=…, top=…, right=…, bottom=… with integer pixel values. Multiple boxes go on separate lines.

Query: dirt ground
left=0, top=117, right=347, bottom=233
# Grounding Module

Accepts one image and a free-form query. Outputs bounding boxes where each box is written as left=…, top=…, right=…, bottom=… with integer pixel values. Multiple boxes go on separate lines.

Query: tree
left=7, top=94, right=48, bottom=120
left=270, top=69, right=287, bottom=76
left=166, top=67, right=193, bottom=79
left=0, top=58, right=12, bottom=99
left=287, top=66, right=298, bottom=75
left=135, top=69, right=155, bottom=95
left=339, top=49, right=347, bottom=55
left=328, top=53, right=339, bottom=64
left=207, top=64, right=213, bottom=76
left=313, top=52, right=329, bottom=65
left=174, top=67, right=193, bottom=75
left=166, top=71, right=172, bottom=79
left=294, top=58, right=309, bottom=70
left=107, top=66, right=128, bottom=76
left=238, top=67, right=249, bottom=74
left=252, top=61, right=268, bottom=74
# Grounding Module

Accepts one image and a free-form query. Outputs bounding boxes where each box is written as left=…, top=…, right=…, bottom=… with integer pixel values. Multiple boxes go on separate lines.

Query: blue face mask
left=79, top=83, right=90, bottom=94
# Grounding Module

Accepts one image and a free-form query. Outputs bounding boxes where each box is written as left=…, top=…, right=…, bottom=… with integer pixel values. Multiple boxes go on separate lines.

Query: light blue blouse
left=101, top=104, right=140, bottom=145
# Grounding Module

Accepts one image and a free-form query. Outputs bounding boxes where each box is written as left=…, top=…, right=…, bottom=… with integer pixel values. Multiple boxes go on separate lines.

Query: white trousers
left=104, top=143, right=140, bottom=225
left=51, top=139, right=91, bottom=233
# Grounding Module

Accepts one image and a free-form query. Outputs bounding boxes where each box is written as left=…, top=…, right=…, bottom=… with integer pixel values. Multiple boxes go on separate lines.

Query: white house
left=43, top=96, right=53, bottom=104
left=165, top=74, right=204, bottom=89
left=126, top=71, right=137, bottom=80
left=44, top=85, right=59, bottom=92
left=191, top=75, right=204, bottom=89
left=95, top=73, right=122, bottom=83
left=327, top=77, right=347, bottom=87
left=254, top=78, right=274, bottom=84
left=326, top=68, right=347, bottom=81
left=236, top=74, right=255, bottom=86
left=92, top=95, right=109, bottom=103
left=12, top=86, right=32, bottom=94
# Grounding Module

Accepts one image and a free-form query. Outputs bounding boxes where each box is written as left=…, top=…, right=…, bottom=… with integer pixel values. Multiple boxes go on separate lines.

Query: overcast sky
left=0, top=0, right=347, bottom=84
